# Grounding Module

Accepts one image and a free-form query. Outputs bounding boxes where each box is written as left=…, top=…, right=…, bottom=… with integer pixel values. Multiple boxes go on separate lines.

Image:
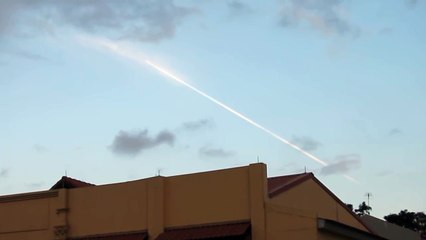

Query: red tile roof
left=156, top=221, right=250, bottom=240
left=267, top=172, right=312, bottom=197
left=50, top=176, right=95, bottom=190
left=68, top=231, right=147, bottom=240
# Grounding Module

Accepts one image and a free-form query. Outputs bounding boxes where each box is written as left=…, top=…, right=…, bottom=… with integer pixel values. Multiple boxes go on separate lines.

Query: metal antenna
left=304, top=166, right=307, bottom=173
left=365, top=192, right=373, bottom=207
left=257, top=156, right=260, bottom=163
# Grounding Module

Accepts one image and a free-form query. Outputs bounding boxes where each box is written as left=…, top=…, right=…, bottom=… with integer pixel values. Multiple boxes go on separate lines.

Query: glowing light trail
left=144, top=60, right=328, bottom=166
left=79, top=36, right=359, bottom=183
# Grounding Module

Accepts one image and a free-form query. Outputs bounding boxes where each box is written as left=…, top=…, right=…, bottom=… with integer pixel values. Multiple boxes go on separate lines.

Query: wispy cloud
left=379, top=27, right=393, bottom=35
left=291, top=135, right=322, bottom=151
left=199, top=146, right=235, bottom=158
left=376, top=170, right=393, bottom=177
left=110, top=129, right=175, bottom=156
left=0, top=168, right=9, bottom=178
left=181, top=118, right=214, bottom=131
left=227, top=1, right=253, bottom=16
left=278, top=0, right=360, bottom=37
left=33, top=144, right=48, bottom=153
left=1, top=48, right=47, bottom=61
left=0, top=0, right=196, bottom=42
left=405, top=0, right=419, bottom=8
left=388, top=128, right=402, bottom=136
left=321, top=154, right=361, bottom=175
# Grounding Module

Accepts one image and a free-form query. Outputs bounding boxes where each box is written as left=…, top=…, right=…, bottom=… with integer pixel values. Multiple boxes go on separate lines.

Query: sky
left=1, top=0, right=425, bottom=219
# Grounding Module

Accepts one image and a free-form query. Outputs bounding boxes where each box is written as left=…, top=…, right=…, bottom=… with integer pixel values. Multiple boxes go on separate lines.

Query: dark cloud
left=0, top=168, right=9, bottom=178
left=388, top=128, right=402, bottom=136
left=0, top=0, right=195, bottom=42
left=199, top=146, right=235, bottom=158
left=110, top=129, right=175, bottom=156
left=278, top=0, right=360, bottom=37
left=227, top=1, right=253, bottom=15
left=321, top=154, right=361, bottom=175
left=181, top=118, right=214, bottom=131
left=291, top=135, right=321, bottom=151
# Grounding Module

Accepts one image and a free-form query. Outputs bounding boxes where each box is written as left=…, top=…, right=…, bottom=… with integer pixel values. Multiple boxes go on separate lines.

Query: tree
left=355, top=201, right=372, bottom=216
left=384, top=210, right=426, bottom=233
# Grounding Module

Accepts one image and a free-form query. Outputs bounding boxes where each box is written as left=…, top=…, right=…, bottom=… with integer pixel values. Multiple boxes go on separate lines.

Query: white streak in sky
left=78, top=36, right=359, bottom=184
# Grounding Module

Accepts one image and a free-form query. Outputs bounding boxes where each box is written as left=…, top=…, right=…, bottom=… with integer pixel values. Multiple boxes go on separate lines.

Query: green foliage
left=355, top=201, right=372, bottom=216
left=384, top=210, right=426, bottom=233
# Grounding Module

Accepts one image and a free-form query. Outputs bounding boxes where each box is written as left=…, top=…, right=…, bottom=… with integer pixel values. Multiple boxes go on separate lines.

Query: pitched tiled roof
left=50, top=176, right=95, bottom=190
left=156, top=221, right=250, bottom=240
left=267, top=172, right=312, bottom=197
left=68, top=231, right=147, bottom=240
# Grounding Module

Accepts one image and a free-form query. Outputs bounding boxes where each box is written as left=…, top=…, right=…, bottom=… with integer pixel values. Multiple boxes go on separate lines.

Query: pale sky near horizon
left=1, top=0, right=425, bottom=219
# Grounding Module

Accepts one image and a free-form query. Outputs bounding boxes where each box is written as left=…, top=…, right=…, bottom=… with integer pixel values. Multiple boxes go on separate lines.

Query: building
left=0, top=163, right=384, bottom=240
left=361, top=215, right=421, bottom=240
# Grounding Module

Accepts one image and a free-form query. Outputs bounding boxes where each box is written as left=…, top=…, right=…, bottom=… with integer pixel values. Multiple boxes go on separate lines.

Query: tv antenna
left=365, top=192, right=373, bottom=207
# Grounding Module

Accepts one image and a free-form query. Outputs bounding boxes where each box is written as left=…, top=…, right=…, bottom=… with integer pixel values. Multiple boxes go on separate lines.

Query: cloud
left=278, top=0, right=360, bottom=37
left=0, top=0, right=195, bottom=42
left=33, top=144, right=48, bottom=153
left=0, top=168, right=9, bottom=178
left=388, top=128, right=402, bottom=136
left=199, top=146, right=235, bottom=158
left=110, top=129, right=175, bottom=156
left=321, top=154, right=361, bottom=175
left=405, top=0, right=419, bottom=7
left=379, top=27, right=393, bottom=35
left=181, top=118, right=214, bottom=131
left=291, top=135, right=322, bottom=151
left=1, top=48, right=47, bottom=61
left=376, top=170, right=393, bottom=177
left=227, top=1, right=253, bottom=16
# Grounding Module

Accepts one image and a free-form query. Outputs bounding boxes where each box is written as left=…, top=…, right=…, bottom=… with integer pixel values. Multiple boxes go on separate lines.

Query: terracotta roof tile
left=68, top=231, right=147, bottom=240
left=156, top=221, right=250, bottom=240
left=50, top=176, right=95, bottom=190
left=267, top=173, right=312, bottom=197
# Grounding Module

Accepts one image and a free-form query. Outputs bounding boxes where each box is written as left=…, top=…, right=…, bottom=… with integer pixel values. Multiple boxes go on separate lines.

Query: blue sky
left=1, top=0, right=425, bottom=219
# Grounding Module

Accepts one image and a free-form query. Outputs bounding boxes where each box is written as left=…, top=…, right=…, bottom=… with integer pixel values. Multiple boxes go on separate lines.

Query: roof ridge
left=268, top=172, right=310, bottom=179
left=268, top=172, right=313, bottom=197
left=50, top=176, right=95, bottom=190
left=62, top=176, right=96, bottom=186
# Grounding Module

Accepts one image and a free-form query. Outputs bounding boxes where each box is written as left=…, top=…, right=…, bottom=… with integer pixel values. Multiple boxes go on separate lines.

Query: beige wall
left=267, top=178, right=367, bottom=231
left=0, top=191, right=58, bottom=240
left=266, top=207, right=317, bottom=240
left=265, top=178, right=368, bottom=240
left=0, top=165, right=265, bottom=240
left=67, top=179, right=149, bottom=237
left=164, top=166, right=251, bottom=227
left=0, top=164, right=370, bottom=240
